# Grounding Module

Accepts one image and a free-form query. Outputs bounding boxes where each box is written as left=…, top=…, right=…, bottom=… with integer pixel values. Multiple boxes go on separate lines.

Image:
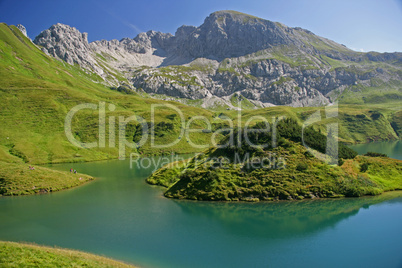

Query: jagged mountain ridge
left=32, top=10, right=402, bottom=108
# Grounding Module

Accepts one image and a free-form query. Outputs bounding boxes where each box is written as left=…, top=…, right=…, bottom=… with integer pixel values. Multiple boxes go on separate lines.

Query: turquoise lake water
left=349, top=140, right=402, bottom=160
left=0, top=142, right=401, bottom=267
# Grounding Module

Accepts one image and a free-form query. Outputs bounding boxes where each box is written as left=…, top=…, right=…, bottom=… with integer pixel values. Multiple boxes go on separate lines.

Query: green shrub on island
left=364, top=152, right=388, bottom=158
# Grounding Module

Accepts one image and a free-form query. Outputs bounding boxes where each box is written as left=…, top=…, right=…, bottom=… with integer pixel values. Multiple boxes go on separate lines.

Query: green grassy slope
left=0, top=161, right=93, bottom=196
left=228, top=104, right=401, bottom=143
left=0, top=23, right=215, bottom=164
left=0, top=241, right=136, bottom=267
left=0, top=23, right=399, bottom=167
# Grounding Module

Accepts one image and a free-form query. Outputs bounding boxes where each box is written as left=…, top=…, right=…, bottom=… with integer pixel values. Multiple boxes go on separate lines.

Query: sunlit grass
left=0, top=241, right=136, bottom=267
left=0, top=161, right=94, bottom=196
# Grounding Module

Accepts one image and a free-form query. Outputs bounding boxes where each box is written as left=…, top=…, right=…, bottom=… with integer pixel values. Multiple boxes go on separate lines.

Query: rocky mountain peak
left=133, top=30, right=173, bottom=55
left=206, top=10, right=264, bottom=25
left=34, top=23, right=91, bottom=65
left=30, top=11, right=401, bottom=109
left=172, top=10, right=303, bottom=60
left=175, top=25, right=197, bottom=38
left=38, top=23, right=88, bottom=45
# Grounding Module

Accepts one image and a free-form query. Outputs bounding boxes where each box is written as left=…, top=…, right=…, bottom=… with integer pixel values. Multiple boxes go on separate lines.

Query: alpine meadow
left=0, top=7, right=401, bottom=268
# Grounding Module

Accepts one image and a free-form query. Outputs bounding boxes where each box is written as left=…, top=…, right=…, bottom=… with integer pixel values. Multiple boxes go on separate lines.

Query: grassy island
left=148, top=119, right=402, bottom=201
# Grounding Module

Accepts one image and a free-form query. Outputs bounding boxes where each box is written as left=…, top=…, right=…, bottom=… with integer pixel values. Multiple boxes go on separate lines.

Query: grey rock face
left=172, top=11, right=299, bottom=59
left=34, top=23, right=91, bottom=65
left=164, top=11, right=350, bottom=62
left=33, top=23, right=109, bottom=81
left=16, top=24, right=28, bottom=38
left=34, top=24, right=126, bottom=85
left=131, top=59, right=338, bottom=107
left=32, top=10, right=402, bottom=108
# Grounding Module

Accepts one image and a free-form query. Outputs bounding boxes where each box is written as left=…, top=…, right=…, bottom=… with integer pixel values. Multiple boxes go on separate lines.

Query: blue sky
left=0, top=0, right=401, bottom=52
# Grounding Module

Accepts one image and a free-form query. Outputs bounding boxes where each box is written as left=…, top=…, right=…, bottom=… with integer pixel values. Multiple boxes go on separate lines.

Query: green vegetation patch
left=0, top=241, right=135, bottom=267
left=0, top=161, right=94, bottom=196
left=271, top=76, right=293, bottom=86
left=230, top=93, right=256, bottom=109
left=147, top=118, right=401, bottom=201
left=0, top=23, right=216, bottom=164
left=149, top=144, right=401, bottom=202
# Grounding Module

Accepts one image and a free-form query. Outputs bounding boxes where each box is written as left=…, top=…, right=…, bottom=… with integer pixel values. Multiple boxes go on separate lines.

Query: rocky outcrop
left=89, top=31, right=173, bottom=69
left=32, top=10, right=402, bottom=108
left=170, top=11, right=305, bottom=60
left=34, top=24, right=92, bottom=65
left=130, top=51, right=399, bottom=107
left=16, top=24, right=28, bottom=38
left=33, top=23, right=111, bottom=82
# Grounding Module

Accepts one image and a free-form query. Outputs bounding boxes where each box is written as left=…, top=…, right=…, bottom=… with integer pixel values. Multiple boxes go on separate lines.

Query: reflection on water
left=174, top=192, right=402, bottom=239
left=0, top=156, right=402, bottom=268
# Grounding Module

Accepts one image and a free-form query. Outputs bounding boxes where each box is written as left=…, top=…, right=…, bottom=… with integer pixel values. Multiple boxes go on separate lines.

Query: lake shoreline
left=11, top=138, right=402, bottom=166
left=3, top=140, right=401, bottom=199
left=0, top=241, right=138, bottom=267
left=168, top=189, right=402, bottom=203
left=1, top=150, right=402, bottom=267
left=0, top=161, right=95, bottom=197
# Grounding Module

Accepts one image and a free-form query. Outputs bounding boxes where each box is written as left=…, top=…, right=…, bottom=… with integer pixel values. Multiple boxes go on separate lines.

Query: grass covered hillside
left=0, top=23, right=402, bottom=170
left=0, top=23, right=216, bottom=164
left=0, top=23, right=400, bottom=166
left=0, top=161, right=93, bottom=196
left=147, top=119, right=402, bottom=201
left=0, top=241, right=136, bottom=267
left=220, top=104, right=401, bottom=144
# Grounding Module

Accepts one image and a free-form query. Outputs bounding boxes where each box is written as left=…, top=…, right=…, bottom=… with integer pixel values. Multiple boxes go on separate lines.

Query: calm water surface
left=349, top=140, right=402, bottom=160
left=1, top=145, right=402, bottom=267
